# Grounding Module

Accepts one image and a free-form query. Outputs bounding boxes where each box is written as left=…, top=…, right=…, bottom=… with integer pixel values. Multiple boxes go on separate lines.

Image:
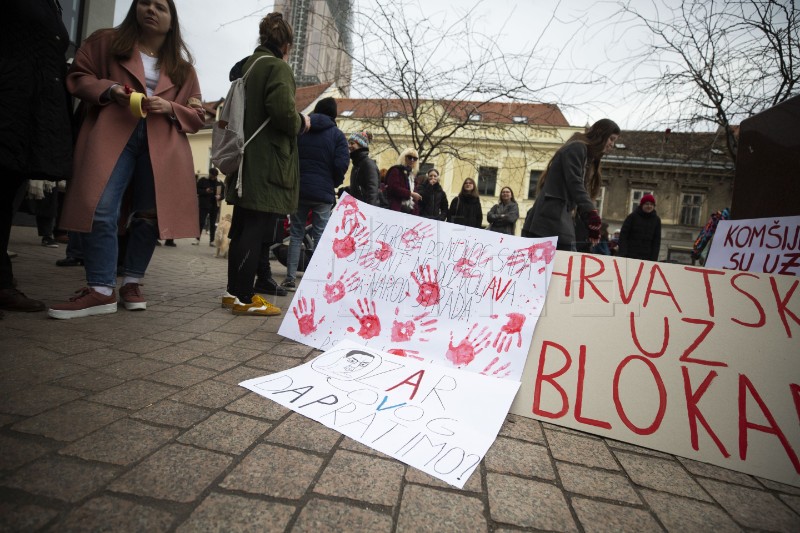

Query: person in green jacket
left=222, top=12, right=309, bottom=316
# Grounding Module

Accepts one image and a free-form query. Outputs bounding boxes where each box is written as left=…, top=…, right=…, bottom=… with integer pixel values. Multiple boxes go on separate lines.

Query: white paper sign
left=278, top=194, right=557, bottom=381
left=240, top=340, right=520, bottom=488
left=705, top=215, right=800, bottom=276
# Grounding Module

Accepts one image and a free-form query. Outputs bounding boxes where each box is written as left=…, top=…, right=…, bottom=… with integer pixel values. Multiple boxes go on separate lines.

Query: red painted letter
left=613, top=355, right=667, bottom=435
left=575, top=345, right=612, bottom=429
left=532, top=341, right=572, bottom=419
left=681, top=367, right=730, bottom=457
left=386, top=370, right=425, bottom=400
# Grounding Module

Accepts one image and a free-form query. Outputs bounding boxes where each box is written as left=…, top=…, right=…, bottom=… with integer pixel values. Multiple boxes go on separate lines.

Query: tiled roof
left=606, top=129, right=736, bottom=166
left=295, top=82, right=333, bottom=112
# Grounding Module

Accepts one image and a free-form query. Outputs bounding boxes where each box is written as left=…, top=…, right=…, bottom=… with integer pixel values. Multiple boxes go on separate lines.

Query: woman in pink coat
left=49, top=0, right=204, bottom=319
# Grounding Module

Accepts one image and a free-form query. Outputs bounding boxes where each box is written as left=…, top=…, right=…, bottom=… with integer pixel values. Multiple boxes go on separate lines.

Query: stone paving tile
left=98, top=357, right=172, bottom=379
left=293, top=497, right=393, bottom=533
left=196, top=331, right=247, bottom=346
left=676, top=457, right=761, bottom=488
left=220, top=443, right=323, bottom=499
left=187, top=355, right=239, bottom=372
left=109, top=443, right=231, bottom=503
left=270, top=342, right=316, bottom=358
left=498, top=414, right=545, bottom=444
left=0, top=502, right=59, bottom=532
left=172, top=339, right=223, bottom=355
left=0, top=384, right=84, bottom=416
left=339, top=436, right=393, bottom=460
left=213, top=365, right=268, bottom=385
left=245, top=330, right=285, bottom=343
left=557, top=461, right=641, bottom=505
left=0, top=455, right=119, bottom=502
left=698, top=478, right=800, bottom=532
left=206, top=345, right=263, bottom=363
left=225, top=392, right=291, bottom=420
left=614, top=450, right=712, bottom=501
left=147, top=364, right=218, bottom=387
left=781, top=494, right=800, bottom=514
left=546, top=428, right=618, bottom=470
left=143, top=329, right=200, bottom=345
left=60, top=418, right=179, bottom=465
left=314, top=449, right=406, bottom=507
left=248, top=353, right=304, bottom=372
left=485, top=437, right=555, bottom=480
left=177, top=493, right=294, bottom=532
left=169, top=379, right=248, bottom=409
left=57, top=495, right=176, bottom=533
left=63, top=347, right=138, bottom=369
left=90, top=379, right=180, bottom=410
left=233, top=339, right=277, bottom=351
left=41, top=337, right=111, bottom=355
left=397, top=484, right=487, bottom=532
left=116, top=338, right=174, bottom=355
left=53, top=370, right=126, bottom=392
left=131, top=400, right=211, bottom=428
left=141, top=344, right=203, bottom=363
left=487, top=473, right=577, bottom=531
left=571, top=497, right=661, bottom=532
left=11, top=400, right=127, bottom=441
left=641, top=489, right=742, bottom=532
left=0, top=433, right=58, bottom=470
left=0, top=413, right=16, bottom=427
left=605, top=438, right=675, bottom=459
left=757, top=477, right=800, bottom=495
left=266, top=413, right=342, bottom=453
left=403, top=461, right=484, bottom=493
left=178, top=411, right=269, bottom=454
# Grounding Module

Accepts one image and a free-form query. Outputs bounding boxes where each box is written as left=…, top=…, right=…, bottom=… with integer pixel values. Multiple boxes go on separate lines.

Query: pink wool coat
left=60, top=30, right=205, bottom=239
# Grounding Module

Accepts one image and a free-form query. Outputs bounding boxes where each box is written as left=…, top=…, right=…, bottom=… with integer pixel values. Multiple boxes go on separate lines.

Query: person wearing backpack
left=347, top=131, right=380, bottom=206
left=220, top=12, right=310, bottom=316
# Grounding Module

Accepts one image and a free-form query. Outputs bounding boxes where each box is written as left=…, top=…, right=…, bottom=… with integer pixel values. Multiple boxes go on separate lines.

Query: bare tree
left=615, top=0, right=799, bottom=161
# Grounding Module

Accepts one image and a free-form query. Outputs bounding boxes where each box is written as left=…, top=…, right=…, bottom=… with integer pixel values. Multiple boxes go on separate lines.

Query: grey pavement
left=2, top=225, right=799, bottom=532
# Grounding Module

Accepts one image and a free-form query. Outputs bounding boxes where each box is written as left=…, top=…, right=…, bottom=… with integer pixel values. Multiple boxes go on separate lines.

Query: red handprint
left=493, top=313, right=525, bottom=352
left=338, top=195, right=366, bottom=230
left=445, top=324, right=491, bottom=366
left=410, top=264, right=441, bottom=307
left=480, top=357, right=512, bottom=378
left=292, top=297, right=325, bottom=335
left=387, top=348, right=424, bottom=361
left=332, top=225, right=370, bottom=259
left=359, top=240, right=394, bottom=269
left=454, top=247, right=491, bottom=278
left=507, top=241, right=557, bottom=275
left=323, top=270, right=359, bottom=304
left=390, top=307, right=438, bottom=342
left=347, top=298, right=382, bottom=339
left=400, top=222, right=434, bottom=250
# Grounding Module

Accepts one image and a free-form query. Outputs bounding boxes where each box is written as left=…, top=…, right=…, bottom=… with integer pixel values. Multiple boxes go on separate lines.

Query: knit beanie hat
left=313, top=97, right=337, bottom=119
left=349, top=130, right=371, bottom=149
left=640, top=193, right=656, bottom=206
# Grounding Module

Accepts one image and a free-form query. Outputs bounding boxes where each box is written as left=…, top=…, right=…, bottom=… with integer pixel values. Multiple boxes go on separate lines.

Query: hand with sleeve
left=584, top=209, right=602, bottom=245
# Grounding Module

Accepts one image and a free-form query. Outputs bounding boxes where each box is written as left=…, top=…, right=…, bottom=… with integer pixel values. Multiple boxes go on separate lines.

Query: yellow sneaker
left=231, top=294, right=281, bottom=316
left=221, top=292, right=235, bottom=309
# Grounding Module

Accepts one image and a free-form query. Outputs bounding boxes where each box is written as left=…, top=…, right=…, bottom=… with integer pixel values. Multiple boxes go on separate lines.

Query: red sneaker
left=48, top=287, right=117, bottom=320
left=119, top=283, right=147, bottom=310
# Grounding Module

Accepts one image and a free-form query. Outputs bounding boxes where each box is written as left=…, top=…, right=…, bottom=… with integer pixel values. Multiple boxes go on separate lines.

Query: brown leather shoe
left=48, top=287, right=117, bottom=320
left=0, top=288, right=46, bottom=312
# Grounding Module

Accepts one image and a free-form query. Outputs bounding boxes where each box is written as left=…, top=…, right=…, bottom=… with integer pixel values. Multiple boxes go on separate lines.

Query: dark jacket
left=619, top=207, right=661, bottom=261
left=385, top=164, right=416, bottom=213
left=417, top=181, right=448, bottom=221
left=348, top=148, right=380, bottom=205
left=298, top=113, right=349, bottom=204
left=2, top=0, right=73, bottom=179
left=448, top=194, right=483, bottom=228
left=487, top=201, right=519, bottom=234
left=522, top=142, right=597, bottom=247
left=197, top=177, right=222, bottom=210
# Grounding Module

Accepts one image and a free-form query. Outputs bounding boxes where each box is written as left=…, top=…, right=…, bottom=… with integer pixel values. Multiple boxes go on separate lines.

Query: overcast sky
left=114, top=0, right=673, bottom=130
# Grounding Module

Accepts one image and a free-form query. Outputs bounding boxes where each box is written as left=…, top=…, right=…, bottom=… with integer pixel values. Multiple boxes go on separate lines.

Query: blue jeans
left=285, top=200, right=332, bottom=281
left=81, top=120, right=158, bottom=287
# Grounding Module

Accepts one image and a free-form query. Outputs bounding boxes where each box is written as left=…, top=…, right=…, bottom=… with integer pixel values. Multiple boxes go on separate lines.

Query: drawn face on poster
left=311, top=348, right=381, bottom=380
left=279, top=194, right=557, bottom=382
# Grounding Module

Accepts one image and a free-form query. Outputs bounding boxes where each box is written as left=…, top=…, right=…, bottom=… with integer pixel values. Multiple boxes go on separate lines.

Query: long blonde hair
left=397, top=147, right=420, bottom=174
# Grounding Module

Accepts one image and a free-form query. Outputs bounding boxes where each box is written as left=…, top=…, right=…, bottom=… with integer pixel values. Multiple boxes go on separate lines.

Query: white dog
left=214, top=214, right=232, bottom=258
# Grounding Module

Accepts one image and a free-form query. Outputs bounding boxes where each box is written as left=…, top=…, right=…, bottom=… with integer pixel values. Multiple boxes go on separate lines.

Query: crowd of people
left=2, top=0, right=660, bottom=322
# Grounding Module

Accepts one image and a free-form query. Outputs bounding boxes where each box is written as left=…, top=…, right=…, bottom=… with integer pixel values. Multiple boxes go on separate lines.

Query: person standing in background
left=416, top=168, right=448, bottom=221
left=384, top=148, right=421, bottom=214
left=618, top=193, right=661, bottom=261
left=486, top=186, right=519, bottom=234
left=448, top=178, right=483, bottom=228
left=346, top=131, right=379, bottom=206
left=194, top=168, right=222, bottom=246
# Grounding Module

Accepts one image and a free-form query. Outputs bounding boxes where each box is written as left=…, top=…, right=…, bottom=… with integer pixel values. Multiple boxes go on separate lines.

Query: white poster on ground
left=241, top=339, right=520, bottom=488
left=705, top=215, right=800, bottom=276
left=278, top=194, right=557, bottom=382
left=510, top=252, right=800, bottom=487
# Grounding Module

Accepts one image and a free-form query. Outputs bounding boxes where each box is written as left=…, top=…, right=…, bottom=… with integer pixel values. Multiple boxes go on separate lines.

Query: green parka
left=225, top=47, right=301, bottom=214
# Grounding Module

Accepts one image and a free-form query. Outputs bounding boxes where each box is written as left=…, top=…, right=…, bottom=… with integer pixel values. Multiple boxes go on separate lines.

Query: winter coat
left=348, top=148, right=380, bottom=206
left=522, top=141, right=597, bottom=247
left=619, top=207, right=662, bottom=261
left=298, top=113, right=349, bottom=204
left=1, top=0, right=73, bottom=179
left=385, top=164, right=416, bottom=214
left=224, top=47, right=302, bottom=215
left=417, top=181, right=448, bottom=221
left=448, top=194, right=483, bottom=228
left=197, top=177, right=222, bottom=210
left=487, top=201, right=519, bottom=234
left=59, top=30, right=205, bottom=238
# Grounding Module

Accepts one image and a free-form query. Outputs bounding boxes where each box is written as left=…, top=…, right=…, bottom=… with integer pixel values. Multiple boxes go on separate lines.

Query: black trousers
left=1, top=175, right=28, bottom=288
left=199, top=205, right=218, bottom=241
left=227, top=205, right=283, bottom=302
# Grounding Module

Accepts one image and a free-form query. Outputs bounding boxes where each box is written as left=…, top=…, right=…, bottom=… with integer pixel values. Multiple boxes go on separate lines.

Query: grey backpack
left=211, top=55, right=270, bottom=197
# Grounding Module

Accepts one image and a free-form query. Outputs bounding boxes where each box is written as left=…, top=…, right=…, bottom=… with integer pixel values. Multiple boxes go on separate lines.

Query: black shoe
left=164, top=240, right=177, bottom=247
left=253, top=277, right=287, bottom=296
left=41, top=237, right=59, bottom=248
left=56, top=256, right=84, bottom=267
left=0, top=288, right=46, bottom=312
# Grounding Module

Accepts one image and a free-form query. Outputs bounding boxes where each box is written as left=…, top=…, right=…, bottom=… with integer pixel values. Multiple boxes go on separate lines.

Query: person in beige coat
left=49, top=0, right=204, bottom=319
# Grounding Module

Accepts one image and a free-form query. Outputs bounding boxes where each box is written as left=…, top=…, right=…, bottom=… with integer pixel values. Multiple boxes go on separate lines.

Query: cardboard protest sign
left=510, top=252, right=800, bottom=487
left=278, top=194, right=557, bottom=381
left=705, top=215, right=800, bottom=276
left=240, top=340, right=520, bottom=488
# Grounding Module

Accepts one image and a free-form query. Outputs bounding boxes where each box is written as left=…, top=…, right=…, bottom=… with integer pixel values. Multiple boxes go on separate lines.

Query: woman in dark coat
left=522, top=119, right=620, bottom=250
left=487, top=186, right=519, bottom=234
left=448, top=178, right=483, bottom=228
left=417, top=168, right=448, bottom=221
left=347, top=130, right=380, bottom=206
left=384, top=148, right=421, bottom=214
left=618, top=194, right=661, bottom=261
